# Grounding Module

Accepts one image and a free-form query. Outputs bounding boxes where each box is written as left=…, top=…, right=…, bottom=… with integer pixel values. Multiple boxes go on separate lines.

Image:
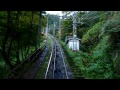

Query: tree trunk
left=1, top=11, right=13, bottom=70
left=36, top=11, right=42, bottom=49
left=16, top=11, right=20, bottom=64
left=25, top=44, right=30, bottom=59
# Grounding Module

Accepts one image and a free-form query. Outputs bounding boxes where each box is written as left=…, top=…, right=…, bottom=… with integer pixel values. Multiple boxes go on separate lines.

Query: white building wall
left=67, top=40, right=79, bottom=51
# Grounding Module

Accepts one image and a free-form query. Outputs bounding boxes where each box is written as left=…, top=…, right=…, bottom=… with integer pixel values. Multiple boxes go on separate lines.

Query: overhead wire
left=48, top=12, right=111, bottom=34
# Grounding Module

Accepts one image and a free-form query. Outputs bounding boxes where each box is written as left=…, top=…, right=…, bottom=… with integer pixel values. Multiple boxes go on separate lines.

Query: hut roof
left=66, top=37, right=81, bottom=44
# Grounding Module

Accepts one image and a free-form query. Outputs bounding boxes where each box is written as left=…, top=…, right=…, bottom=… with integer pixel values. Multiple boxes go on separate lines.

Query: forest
left=0, top=11, right=120, bottom=79
left=0, top=11, right=47, bottom=78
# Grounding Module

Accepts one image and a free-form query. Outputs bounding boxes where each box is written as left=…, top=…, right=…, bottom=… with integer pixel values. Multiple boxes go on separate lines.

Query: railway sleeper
left=55, top=60, right=57, bottom=64
left=56, top=49, right=58, bottom=52
left=56, top=54, right=59, bottom=57
left=54, top=69, right=61, bottom=73
left=52, top=61, right=55, bottom=64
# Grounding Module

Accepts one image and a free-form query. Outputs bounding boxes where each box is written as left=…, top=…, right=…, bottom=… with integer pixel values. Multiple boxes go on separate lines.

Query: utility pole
left=72, top=11, right=81, bottom=51
left=72, top=12, right=77, bottom=37
left=48, top=25, right=50, bottom=33
left=42, top=27, right=44, bottom=33
left=46, top=16, right=48, bottom=39
left=72, top=11, right=77, bottom=51
left=59, top=16, right=61, bottom=39
left=36, top=11, right=41, bottom=49
left=53, top=22, right=56, bottom=36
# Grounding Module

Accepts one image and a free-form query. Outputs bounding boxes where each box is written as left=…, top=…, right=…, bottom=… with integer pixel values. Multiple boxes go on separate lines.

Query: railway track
left=45, top=35, right=68, bottom=79
left=60, top=42, right=85, bottom=79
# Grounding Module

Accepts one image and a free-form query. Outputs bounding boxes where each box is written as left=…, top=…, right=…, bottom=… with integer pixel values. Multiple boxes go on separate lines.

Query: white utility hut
left=65, top=35, right=81, bottom=51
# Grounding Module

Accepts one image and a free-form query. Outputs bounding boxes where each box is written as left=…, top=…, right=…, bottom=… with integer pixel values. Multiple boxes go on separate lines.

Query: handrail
left=3, top=44, right=46, bottom=79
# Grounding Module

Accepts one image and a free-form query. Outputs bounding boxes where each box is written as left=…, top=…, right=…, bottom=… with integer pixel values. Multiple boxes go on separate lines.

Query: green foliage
left=0, top=11, right=47, bottom=78
left=47, top=14, right=59, bottom=27
left=82, top=22, right=102, bottom=44
left=60, top=11, right=120, bottom=79
left=92, top=35, right=111, bottom=59
left=61, top=18, right=73, bottom=40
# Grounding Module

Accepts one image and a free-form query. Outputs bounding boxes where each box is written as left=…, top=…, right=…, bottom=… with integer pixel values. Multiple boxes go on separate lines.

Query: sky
left=46, top=11, right=62, bottom=16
